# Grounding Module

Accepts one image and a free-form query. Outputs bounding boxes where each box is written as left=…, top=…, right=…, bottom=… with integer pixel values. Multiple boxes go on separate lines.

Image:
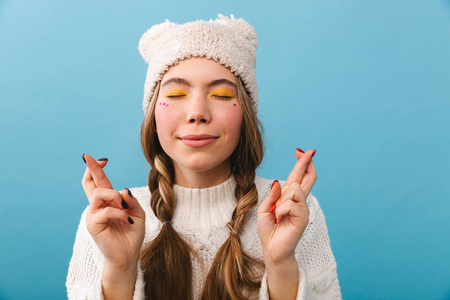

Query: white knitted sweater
left=66, top=176, right=342, bottom=299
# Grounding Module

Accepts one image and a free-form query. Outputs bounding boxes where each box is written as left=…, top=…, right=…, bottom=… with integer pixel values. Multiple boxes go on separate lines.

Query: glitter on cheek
left=166, top=104, right=169, bottom=107
left=233, top=104, right=237, bottom=107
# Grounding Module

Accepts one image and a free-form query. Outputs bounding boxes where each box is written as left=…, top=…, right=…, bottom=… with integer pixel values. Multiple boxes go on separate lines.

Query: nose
left=185, top=94, right=211, bottom=124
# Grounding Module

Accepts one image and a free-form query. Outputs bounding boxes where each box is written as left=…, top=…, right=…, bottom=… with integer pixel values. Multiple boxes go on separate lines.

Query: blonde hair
left=140, top=76, right=264, bottom=299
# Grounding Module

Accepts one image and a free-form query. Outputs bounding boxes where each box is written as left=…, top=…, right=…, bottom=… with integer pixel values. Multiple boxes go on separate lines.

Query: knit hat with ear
left=138, top=14, right=259, bottom=115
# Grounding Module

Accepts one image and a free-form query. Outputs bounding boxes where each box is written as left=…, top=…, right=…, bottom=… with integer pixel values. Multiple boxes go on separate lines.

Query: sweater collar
left=172, top=175, right=237, bottom=231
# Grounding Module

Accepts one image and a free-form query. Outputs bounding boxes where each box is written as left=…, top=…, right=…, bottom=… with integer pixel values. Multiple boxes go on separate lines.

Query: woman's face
left=155, top=57, right=243, bottom=180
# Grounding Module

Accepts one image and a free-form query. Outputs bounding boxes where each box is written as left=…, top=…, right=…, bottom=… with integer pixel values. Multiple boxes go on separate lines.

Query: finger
left=274, top=199, right=309, bottom=224
left=284, top=149, right=316, bottom=192
left=293, top=149, right=317, bottom=196
left=91, top=206, right=134, bottom=227
left=82, top=157, right=108, bottom=185
left=294, top=148, right=304, bottom=160
left=83, top=154, right=113, bottom=189
left=89, top=188, right=124, bottom=211
left=300, top=159, right=317, bottom=197
left=276, top=183, right=307, bottom=208
left=82, top=159, right=108, bottom=198
left=120, top=188, right=145, bottom=218
left=258, top=180, right=282, bottom=214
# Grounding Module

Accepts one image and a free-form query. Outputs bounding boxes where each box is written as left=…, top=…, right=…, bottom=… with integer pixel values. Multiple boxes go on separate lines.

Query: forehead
left=160, top=57, right=236, bottom=86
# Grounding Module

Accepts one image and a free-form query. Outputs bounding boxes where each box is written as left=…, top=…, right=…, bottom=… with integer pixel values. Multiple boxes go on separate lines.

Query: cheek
left=216, top=104, right=243, bottom=138
left=155, top=103, right=178, bottom=137
left=157, top=100, right=171, bottom=108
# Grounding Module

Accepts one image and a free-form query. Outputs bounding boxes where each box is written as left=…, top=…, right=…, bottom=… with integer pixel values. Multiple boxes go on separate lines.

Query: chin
left=183, top=161, right=221, bottom=172
left=177, top=155, right=229, bottom=173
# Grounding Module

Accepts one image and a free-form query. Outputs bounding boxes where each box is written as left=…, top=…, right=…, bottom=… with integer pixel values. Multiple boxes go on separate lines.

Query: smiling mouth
left=179, top=134, right=219, bottom=148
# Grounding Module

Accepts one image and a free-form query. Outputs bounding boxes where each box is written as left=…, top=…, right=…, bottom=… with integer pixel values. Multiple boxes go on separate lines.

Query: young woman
left=67, top=15, right=342, bottom=300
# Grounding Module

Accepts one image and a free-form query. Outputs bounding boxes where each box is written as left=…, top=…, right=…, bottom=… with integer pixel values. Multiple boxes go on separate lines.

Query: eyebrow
left=208, top=79, right=237, bottom=89
left=161, top=78, right=191, bottom=88
left=161, top=78, right=237, bottom=89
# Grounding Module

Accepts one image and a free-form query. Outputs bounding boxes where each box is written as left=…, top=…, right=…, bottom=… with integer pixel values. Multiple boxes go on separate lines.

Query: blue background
left=1, top=0, right=449, bottom=299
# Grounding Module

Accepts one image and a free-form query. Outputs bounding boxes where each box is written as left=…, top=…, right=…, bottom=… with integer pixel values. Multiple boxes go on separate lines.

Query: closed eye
left=211, top=95, right=233, bottom=99
left=165, top=89, right=188, bottom=98
left=209, top=89, right=235, bottom=99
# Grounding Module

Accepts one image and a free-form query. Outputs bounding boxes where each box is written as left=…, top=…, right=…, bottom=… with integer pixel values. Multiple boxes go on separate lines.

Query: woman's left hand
left=257, top=148, right=317, bottom=265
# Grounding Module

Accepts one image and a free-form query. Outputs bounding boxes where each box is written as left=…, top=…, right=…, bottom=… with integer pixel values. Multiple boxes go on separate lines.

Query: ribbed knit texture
left=66, top=176, right=342, bottom=299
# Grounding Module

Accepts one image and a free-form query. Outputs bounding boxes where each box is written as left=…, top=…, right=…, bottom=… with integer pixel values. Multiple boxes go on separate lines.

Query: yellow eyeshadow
left=209, top=89, right=235, bottom=98
left=165, top=89, right=188, bottom=97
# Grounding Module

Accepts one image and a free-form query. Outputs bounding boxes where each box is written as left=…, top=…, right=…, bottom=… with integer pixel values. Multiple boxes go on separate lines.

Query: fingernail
left=121, top=199, right=129, bottom=209
left=128, top=217, right=134, bottom=224
left=125, top=188, right=133, bottom=198
left=296, top=148, right=305, bottom=153
left=97, top=158, right=108, bottom=162
left=269, top=203, right=276, bottom=213
left=274, top=217, right=277, bottom=224
left=311, top=149, right=316, bottom=158
left=82, top=154, right=86, bottom=164
left=270, top=180, right=278, bottom=190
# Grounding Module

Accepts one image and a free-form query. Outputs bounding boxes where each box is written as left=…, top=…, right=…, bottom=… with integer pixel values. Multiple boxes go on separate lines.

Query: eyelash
left=211, top=95, right=233, bottom=99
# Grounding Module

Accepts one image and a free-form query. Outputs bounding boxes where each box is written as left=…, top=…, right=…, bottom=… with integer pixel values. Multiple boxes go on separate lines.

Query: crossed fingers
left=81, top=154, right=142, bottom=226
left=81, top=154, right=113, bottom=201
left=271, top=148, right=316, bottom=223
left=283, top=148, right=317, bottom=196
left=259, top=148, right=317, bottom=218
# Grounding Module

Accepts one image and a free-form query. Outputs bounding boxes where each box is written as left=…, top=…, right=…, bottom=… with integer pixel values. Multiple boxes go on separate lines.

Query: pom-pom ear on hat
left=215, top=14, right=258, bottom=54
left=138, top=20, right=178, bottom=63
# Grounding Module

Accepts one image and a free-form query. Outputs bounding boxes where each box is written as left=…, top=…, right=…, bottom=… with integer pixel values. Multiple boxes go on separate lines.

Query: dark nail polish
left=82, top=154, right=86, bottom=164
left=97, top=158, right=108, bottom=162
left=311, top=149, right=316, bottom=158
left=125, top=188, right=133, bottom=198
left=121, top=199, right=129, bottom=209
left=128, top=217, right=134, bottom=224
left=296, top=148, right=305, bottom=153
left=274, top=217, right=277, bottom=224
left=270, top=180, right=278, bottom=190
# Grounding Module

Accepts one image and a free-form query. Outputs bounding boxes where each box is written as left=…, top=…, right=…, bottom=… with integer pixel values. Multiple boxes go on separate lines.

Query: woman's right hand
left=81, top=154, right=146, bottom=270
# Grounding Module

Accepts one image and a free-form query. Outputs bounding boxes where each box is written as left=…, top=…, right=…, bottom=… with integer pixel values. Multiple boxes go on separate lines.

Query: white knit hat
left=138, top=14, right=259, bottom=115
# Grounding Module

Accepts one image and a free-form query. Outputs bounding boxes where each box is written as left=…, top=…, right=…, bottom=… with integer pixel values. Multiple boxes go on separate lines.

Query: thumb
left=258, top=180, right=282, bottom=213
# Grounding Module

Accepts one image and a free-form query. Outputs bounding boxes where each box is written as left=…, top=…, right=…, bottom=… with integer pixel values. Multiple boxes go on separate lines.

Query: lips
left=179, top=134, right=219, bottom=148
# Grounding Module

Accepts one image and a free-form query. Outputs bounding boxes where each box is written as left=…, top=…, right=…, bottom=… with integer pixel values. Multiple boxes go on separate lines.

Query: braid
left=200, top=77, right=264, bottom=299
left=140, top=83, right=193, bottom=300
left=149, top=154, right=175, bottom=221
left=201, top=174, right=264, bottom=300
left=231, top=176, right=265, bottom=290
